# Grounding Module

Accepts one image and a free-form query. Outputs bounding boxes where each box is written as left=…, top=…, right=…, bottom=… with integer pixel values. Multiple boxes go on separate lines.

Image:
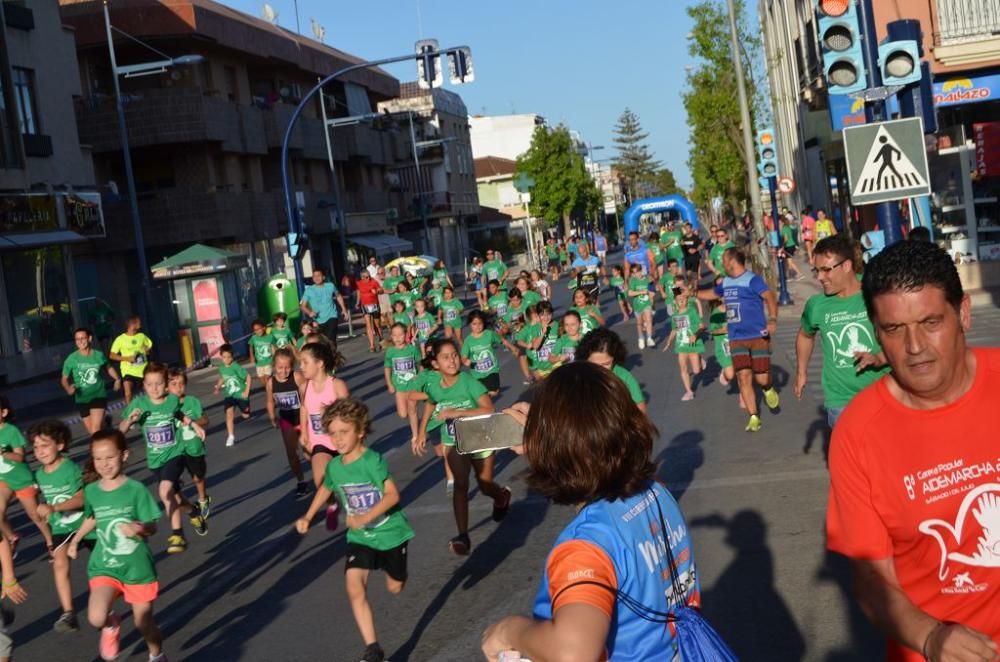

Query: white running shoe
left=646, top=336, right=656, bottom=347
left=638, top=337, right=646, bottom=350
left=225, top=435, right=235, bottom=447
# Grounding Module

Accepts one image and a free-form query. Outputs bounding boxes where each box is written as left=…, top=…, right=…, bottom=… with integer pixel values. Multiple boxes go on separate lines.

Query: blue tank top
left=624, top=244, right=651, bottom=275
left=533, top=481, right=699, bottom=660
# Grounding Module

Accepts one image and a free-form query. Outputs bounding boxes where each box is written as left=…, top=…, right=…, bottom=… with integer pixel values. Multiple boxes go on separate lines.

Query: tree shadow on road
left=691, top=510, right=807, bottom=661
left=816, top=549, right=884, bottom=661
left=655, top=430, right=705, bottom=502
left=802, top=405, right=832, bottom=464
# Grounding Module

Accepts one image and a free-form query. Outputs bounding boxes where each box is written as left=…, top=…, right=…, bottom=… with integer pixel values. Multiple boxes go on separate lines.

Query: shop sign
left=973, top=122, right=1000, bottom=177
left=933, top=74, right=1000, bottom=107
left=0, top=194, right=58, bottom=234
left=830, top=94, right=867, bottom=132
left=63, top=192, right=105, bottom=238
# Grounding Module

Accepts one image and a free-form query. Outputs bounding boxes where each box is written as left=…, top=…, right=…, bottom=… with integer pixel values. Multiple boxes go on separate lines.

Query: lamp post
left=103, top=1, right=203, bottom=336
left=587, top=143, right=605, bottom=244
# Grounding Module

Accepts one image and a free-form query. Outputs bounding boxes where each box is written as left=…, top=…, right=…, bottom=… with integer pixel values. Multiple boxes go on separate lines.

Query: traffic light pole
left=768, top=176, right=793, bottom=306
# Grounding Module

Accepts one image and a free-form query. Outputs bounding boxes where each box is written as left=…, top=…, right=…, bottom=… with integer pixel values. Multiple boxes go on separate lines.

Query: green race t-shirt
left=545, top=244, right=558, bottom=259
left=800, top=290, right=890, bottom=408
left=523, top=324, right=559, bottom=371
left=84, top=478, right=161, bottom=584
left=218, top=363, right=249, bottom=399
left=570, top=306, right=602, bottom=335
left=780, top=225, right=796, bottom=249
left=0, top=424, right=37, bottom=491
left=439, top=299, right=464, bottom=328
left=413, top=312, right=437, bottom=342
left=710, top=241, right=735, bottom=272
left=392, top=311, right=412, bottom=326
left=35, top=458, right=86, bottom=536
left=384, top=344, right=421, bottom=391
left=612, top=364, right=644, bottom=404
left=382, top=275, right=403, bottom=293
left=629, top=276, right=653, bottom=313
left=432, top=268, right=449, bottom=286
left=62, top=349, right=109, bottom=404
left=324, top=448, right=414, bottom=551
left=553, top=334, right=581, bottom=363
left=271, top=326, right=294, bottom=349
left=709, top=309, right=732, bottom=368
left=427, top=288, right=445, bottom=308
left=521, top=290, right=542, bottom=309
left=488, top=293, right=509, bottom=319
left=462, top=330, right=502, bottom=377
left=662, top=231, right=684, bottom=261
left=610, top=275, right=625, bottom=290
left=672, top=301, right=705, bottom=353
left=504, top=302, right=526, bottom=328
left=483, top=259, right=507, bottom=283
left=659, top=273, right=677, bottom=304
left=178, top=395, right=206, bottom=457
left=649, top=243, right=665, bottom=265
left=421, top=371, right=488, bottom=442
left=122, top=394, right=184, bottom=469
left=249, top=334, right=276, bottom=367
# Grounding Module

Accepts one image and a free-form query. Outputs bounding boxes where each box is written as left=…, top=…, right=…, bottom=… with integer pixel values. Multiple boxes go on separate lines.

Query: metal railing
left=936, top=0, right=1000, bottom=44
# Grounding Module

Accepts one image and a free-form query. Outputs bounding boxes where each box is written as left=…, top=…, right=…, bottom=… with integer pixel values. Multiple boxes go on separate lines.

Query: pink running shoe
left=99, top=612, right=121, bottom=661
left=325, top=502, right=340, bottom=531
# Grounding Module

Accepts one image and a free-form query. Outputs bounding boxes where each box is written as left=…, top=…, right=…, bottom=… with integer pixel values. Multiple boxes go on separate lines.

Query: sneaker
left=325, top=503, right=339, bottom=531
left=646, top=336, right=656, bottom=347
left=638, top=337, right=646, bottom=350
left=166, top=535, right=187, bottom=554
left=446, top=479, right=455, bottom=496
left=198, top=496, right=212, bottom=520
left=53, top=611, right=79, bottom=633
left=448, top=533, right=471, bottom=556
left=225, top=435, right=235, bottom=447
left=360, top=643, right=385, bottom=662
left=745, top=414, right=762, bottom=433
left=681, top=391, right=695, bottom=402
left=763, top=387, right=780, bottom=411
left=189, top=512, right=208, bottom=537
left=295, top=481, right=309, bottom=498
left=99, top=612, right=120, bottom=661
left=492, top=487, right=512, bottom=522
left=149, top=654, right=169, bottom=662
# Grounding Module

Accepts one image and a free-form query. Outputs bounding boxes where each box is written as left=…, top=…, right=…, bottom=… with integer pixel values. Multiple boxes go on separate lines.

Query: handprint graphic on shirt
left=919, top=483, right=1000, bottom=580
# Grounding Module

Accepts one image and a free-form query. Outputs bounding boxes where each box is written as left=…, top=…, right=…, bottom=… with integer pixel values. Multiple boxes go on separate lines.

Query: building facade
left=469, top=113, right=546, bottom=162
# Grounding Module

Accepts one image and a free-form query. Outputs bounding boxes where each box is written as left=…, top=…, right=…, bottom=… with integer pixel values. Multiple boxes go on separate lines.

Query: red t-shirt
left=827, top=347, right=1000, bottom=661
left=356, top=278, right=381, bottom=307
left=800, top=215, right=816, bottom=240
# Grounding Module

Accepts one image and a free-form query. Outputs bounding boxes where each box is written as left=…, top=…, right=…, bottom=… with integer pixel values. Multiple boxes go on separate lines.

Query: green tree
left=612, top=108, right=660, bottom=204
left=644, top=168, right=684, bottom=198
left=683, top=0, right=765, bottom=210
left=516, top=124, right=601, bottom=237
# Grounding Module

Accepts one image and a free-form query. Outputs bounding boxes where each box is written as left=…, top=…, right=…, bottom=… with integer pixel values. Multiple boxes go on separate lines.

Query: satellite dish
left=261, top=3, right=278, bottom=24
left=310, top=18, right=325, bottom=42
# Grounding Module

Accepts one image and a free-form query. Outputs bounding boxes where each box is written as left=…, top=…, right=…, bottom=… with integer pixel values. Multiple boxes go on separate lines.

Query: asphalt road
left=8, top=255, right=1000, bottom=662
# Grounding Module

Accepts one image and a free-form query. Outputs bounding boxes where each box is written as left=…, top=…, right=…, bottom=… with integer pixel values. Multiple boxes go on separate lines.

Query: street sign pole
left=768, top=176, right=793, bottom=306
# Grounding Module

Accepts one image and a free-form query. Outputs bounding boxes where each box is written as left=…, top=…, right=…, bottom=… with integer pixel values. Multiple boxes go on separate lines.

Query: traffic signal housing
left=756, top=128, right=778, bottom=179
left=878, top=39, right=921, bottom=86
left=816, top=0, right=867, bottom=95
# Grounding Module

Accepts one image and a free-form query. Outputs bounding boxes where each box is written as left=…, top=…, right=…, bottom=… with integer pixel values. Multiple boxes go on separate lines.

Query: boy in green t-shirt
left=168, top=368, right=212, bottom=529
left=295, top=399, right=413, bottom=662
left=0, top=395, right=53, bottom=557
left=213, top=344, right=252, bottom=448
left=657, top=259, right=682, bottom=315
left=627, top=264, right=655, bottom=350
left=663, top=289, right=706, bottom=401
left=248, top=319, right=277, bottom=388
left=270, top=313, right=295, bottom=350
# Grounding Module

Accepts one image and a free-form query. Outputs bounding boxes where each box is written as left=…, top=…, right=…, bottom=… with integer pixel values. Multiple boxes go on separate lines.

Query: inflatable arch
left=622, top=195, right=700, bottom=237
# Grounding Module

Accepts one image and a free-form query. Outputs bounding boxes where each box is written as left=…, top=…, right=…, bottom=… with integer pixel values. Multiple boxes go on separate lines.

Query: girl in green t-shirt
left=432, top=259, right=453, bottom=289
left=68, top=430, right=164, bottom=662
left=526, top=301, right=560, bottom=380
left=626, top=264, right=656, bottom=350
left=391, top=300, right=413, bottom=335
left=551, top=310, right=584, bottom=366
left=709, top=299, right=736, bottom=388
left=609, top=265, right=632, bottom=322
left=663, top=289, right=706, bottom=402
left=570, top=288, right=605, bottom=336
left=383, top=323, right=422, bottom=444
left=438, top=286, right=465, bottom=346
left=0, top=395, right=54, bottom=556
left=461, top=310, right=518, bottom=396
left=411, top=298, right=439, bottom=350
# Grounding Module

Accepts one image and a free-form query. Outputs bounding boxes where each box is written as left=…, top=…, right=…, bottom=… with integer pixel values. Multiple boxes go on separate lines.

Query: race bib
left=674, top=316, right=691, bottom=331
left=341, top=483, right=387, bottom=528
left=722, top=338, right=731, bottom=356
left=474, top=352, right=496, bottom=373
left=726, top=304, right=742, bottom=324
left=393, top=357, right=416, bottom=380
left=580, top=272, right=597, bottom=288
left=495, top=303, right=508, bottom=317
left=146, top=422, right=176, bottom=449
left=487, top=269, right=499, bottom=281
left=364, top=304, right=379, bottom=314
left=562, top=347, right=577, bottom=362
left=445, top=419, right=457, bottom=439
left=133, top=353, right=146, bottom=366
left=444, top=308, right=457, bottom=321
left=310, top=413, right=324, bottom=435
left=274, top=390, right=301, bottom=411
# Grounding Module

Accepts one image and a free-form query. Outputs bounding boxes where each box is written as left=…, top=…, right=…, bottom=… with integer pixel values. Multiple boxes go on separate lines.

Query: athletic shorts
left=345, top=541, right=408, bottom=582
left=310, top=445, right=338, bottom=458
left=729, top=337, right=771, bottom=373
left=51, top=532, right=94, bottom=552
left=123, top=375, right=144, bottom=388
left=89, top=577, right=159, bottom=605
left=0, top=483, right=37, bottom=499
left=184, top=454, right=207, bottom=480
left=477, top=373, right=500, bottom=393
left=77, top=398, right=108, bottom=418
left=223, top=397, right=251, bottom=414
left=684, top=255, right=701, bottom=272
left=278, top=417, right=299, bottom=432
left=547, top=258, right=560, bottom=269
left=784, top=245, right=797, bottom=257
left=362, top=303, right=380, bottom=317
left=256, top=365, right=273, bottom=378
left=153, top=455, right=189, bottom=486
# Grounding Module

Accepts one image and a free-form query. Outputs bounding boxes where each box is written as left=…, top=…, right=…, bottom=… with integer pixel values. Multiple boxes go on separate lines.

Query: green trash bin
left=258, top=274, right=302, bottom=333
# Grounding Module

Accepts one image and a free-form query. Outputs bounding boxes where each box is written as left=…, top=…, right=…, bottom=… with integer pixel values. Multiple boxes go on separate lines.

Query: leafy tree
left=644, top=168, right=684, bottom=198
left=612, top=109, right=660, bottom=204
left=516, top=124, right=601, bottom=237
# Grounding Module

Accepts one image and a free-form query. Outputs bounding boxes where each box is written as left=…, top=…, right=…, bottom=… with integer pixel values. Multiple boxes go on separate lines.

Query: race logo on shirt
left=919, top=482, right=1000, bottom=583
left=78, top=366, right=101, bottom=386
left=97, top=515, right=140, bottom=567
left=822, top=313, right=876, bottom=368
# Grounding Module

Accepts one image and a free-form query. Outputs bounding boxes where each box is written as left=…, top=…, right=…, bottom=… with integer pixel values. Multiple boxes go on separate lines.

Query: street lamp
left=103, top=1, right=203, bottom=337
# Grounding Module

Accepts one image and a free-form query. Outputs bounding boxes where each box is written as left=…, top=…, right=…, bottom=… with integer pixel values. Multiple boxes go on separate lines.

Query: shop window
left=2, top=246, right=73, bottom=353
left=12, top=67, right=38, bottom=135
left=0, top=67, right=20, bottom=167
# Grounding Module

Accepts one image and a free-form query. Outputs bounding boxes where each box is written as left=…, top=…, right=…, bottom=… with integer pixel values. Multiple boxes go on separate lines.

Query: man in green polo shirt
left=708, top=227, right=735, bottom=277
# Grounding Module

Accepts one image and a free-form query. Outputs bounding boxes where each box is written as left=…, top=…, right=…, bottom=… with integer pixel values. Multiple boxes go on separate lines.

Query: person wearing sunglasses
left=708, top=228, right=735, bottom=277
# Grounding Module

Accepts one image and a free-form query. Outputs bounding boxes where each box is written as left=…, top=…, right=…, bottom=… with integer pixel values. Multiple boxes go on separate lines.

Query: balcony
left=934, top=0, right=1000, bottom=67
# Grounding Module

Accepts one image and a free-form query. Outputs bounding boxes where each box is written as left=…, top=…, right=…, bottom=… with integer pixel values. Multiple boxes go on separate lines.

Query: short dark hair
left=575, top=327, right=627, bottom=366
left=422, top=337, right=460, bottom=370
left=312, top=268, right=326, bottom=276
left=813, top=235, right=860, bottom=271
left=252, top=318, right=265, bottom=328
left=273, top=312, right=287, bottom=321
left=862, top=240, right=964, bottom=317
left=908, top=226, right=931, bottom=242
left=524, top=362, right=657, bottom=505
left=28, top=420, right=72, bottom=449
left=723, top=247, right=745, bottom=266
left=467, top=309, right=489, bottom=326
left=219, top=343, right=235, bottom=356
left=167, top=367, right=187, bottom=384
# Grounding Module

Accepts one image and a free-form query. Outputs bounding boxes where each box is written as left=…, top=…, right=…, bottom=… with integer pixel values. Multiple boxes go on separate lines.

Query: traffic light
left=878, top=39, right=920, bottom=86
left=756, top=128, right=778, bottom=179
left=446, top=47, right=474, bottom=85
left=415, top=39, right=442, bottom=90
left=816, top=0, right=867, bottom=95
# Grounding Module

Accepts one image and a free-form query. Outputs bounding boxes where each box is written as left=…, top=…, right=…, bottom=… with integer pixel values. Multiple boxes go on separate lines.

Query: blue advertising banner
left=933, top=73, right=1000, bottom=107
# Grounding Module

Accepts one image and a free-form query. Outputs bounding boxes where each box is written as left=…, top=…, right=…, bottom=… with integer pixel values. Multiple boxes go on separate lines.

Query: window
left=12, top=67, right=38, bottom=134
left=0, top=68, right=19, bottom=166
left=3, top=246, right=74, bottom=353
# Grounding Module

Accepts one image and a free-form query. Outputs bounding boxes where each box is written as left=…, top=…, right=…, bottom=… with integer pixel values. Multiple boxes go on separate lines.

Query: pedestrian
left=657, top=259, right=681, bottom=316
left=609, top=265, right=632, bottom=321
left=295, top=399, right=414, bottom=662
left=571, top=242, right=603, bottom=300
left=248, top=319, right=276, bottom=388
left=663, top=288, right=706, bottom=401
left=411, top=298, right=439, bottom=352
left=779, top=216, right=805, bottom=280
left=482, top=249, right=508, bottom=286
left=366, top=256, right=380, bottom=279
left=708, top=298, right=736, bottom=391
left=814, top=208, right=837, bottom=241
left=412, top=338, right=511, bottom=555
left=551, top=309, right=584, bottom=365
left=624, top=231, right=655, bottom=277
left=523, top=301, right=560, bottom=381
left=708, top=228, right=735, bottom=277
left=795, top=236, right=889, bottom=427
left=432, top=259, right=453, bottom=289
left=28, top=420, right=86, bottom=634
left=270, top=313, right=295, bottom=352
left=529, top=269, right=550, bottom=301
left=299, top=341, right=350, bottom=529
left=120, top=363, right=206, bottom=554
left=545, top=238, right=561, bottom=281
left=661, top=219, right=685, bottom=270
left=647, top=231, right=666, bottom=279
left=800, top=206, right=817, bottom=263
left=0, top=396, right=53, bottom=558
left=575, top=328, right=646, bottom=413
left=680, top=222, right=703, bottom=285
left=461, top=310, right=518, bottom=398
left=108, top=315, right=152, bottom=405
left=390, top=299, right=412, bottom=336
left=698, top=248, right=780, bottom=432
left=594, top=229, right=608, bottom=263
left=627, top=263, right=655, bottom=349
left=503, top=289, right=527, bottom=335
left=468, top=257, right=487, bottom=310
left=486, top=280, right=509, bottom=331
left=356, top=270, right=383, bottom=353
left=62, top=327, right=121, bottom=435
left=382, top=265, right=404, bottom=296
left=299, top=268, right=349, bottom=349
left=212, top=344, right=252, bottom=448
left=67, top=430, right=165, bottom=662
left=265, top=349, right=309, bottom=498
left=166, top=368, right=212, bottom=526
left=438, top=286, right=464, bottom=346
left=295, top=320, right=315, bottom=352
left=513, top=276, right=542, bottom=310
left=827, top=240, right=1000, bottom=662
left=0, top=534, right=27, bottom=661
left=570, top=287, right=605, bottom=336
left=481, top=362, right=701, bottom=660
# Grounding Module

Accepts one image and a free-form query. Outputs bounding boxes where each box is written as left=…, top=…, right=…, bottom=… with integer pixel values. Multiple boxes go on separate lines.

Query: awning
left=151, top=243, right=248, bottom=280
left=0, top=230, right=88, bottom=250
left=350, top=234, right=413, bottom=254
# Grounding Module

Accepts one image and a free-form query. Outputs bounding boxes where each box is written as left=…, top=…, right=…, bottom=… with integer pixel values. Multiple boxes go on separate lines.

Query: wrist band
left=2, top=579, right=18, bottom=588
left=922, top=621, right=944, bottom=660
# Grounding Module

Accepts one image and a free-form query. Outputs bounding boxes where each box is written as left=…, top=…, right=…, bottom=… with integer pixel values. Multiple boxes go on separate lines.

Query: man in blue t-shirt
left=699, top=247, right=779, bottom=432
left=571, top=242, right=603, bottom=298
left=300, top=268, right=349, bottom=348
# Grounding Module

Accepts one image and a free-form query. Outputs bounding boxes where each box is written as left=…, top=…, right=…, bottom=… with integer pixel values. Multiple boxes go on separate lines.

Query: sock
left=172, top=528, right=183, bottom=537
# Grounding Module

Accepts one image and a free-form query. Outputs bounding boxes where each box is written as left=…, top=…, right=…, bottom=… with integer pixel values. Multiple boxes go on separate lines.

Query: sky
left=224, top=0, right=702, bottom=189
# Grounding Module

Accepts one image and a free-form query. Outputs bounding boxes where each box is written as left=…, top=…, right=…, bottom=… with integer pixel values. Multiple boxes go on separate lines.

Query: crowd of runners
left=0, top=210, right=996, bottom=661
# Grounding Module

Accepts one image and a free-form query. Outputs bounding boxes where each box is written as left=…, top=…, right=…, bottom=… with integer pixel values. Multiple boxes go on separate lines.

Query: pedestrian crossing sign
left=844, top=117, right=931, bottom=205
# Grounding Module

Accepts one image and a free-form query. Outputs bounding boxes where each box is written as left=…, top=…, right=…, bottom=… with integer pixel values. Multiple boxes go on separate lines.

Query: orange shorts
left=0, top=482, right=38, bottom=500
left=89, top=577, right=159, bottom=604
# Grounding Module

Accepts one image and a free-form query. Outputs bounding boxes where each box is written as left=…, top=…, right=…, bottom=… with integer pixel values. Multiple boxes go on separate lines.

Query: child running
left=300, top=342, right=350, bottom=529
left=551, top=310, right=584, bottom=365
left=295, top=399, right=413, bottom=662
left=266, top=348, right=309, bottom=497
left=248, top=319, right=277, bottom=388
left=663, top=288, right=706, bottom=401
left=524, top=300, right=560, bottom=381
left=383, top=324, right=423, bottom=445
left=413, top=338, right=511, bottom=555
left=461, top=310, right=518, bottom=397
left=709, top=297, right=737, bottom=391
left=609, top=265, right=632, bottom=322
left=570, top=287, right=605, bottom=336
left=29, top=420, right=89, bottom=633
left=576, top=328, right=647, bottom=413
left=120, top=363, right=206, bottom=554
left=68, top=430, right=165, bottom=662
left=0, top=534, right=27, bottom=661
left=411, top=298, right=439, bottom=353
left=627, top=263, right=655, bottom=349
left=270, top=313, right=295, bottom=352
left=214, top=344, right=252, bottom=447
left=61, top=327, right=121, bottom=436
left=167, top=368, right=212, bottom=526
left=0, top=395, right=53, bottom=559
left=658, top=259, right=681, bottom=316
left=437, top=286, right=464, bottom=345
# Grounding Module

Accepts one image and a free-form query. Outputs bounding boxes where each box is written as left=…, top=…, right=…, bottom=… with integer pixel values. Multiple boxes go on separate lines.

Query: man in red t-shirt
left=827, top=240, right=1000, bottom=662
left=355, top=270, right=383, bottom=352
